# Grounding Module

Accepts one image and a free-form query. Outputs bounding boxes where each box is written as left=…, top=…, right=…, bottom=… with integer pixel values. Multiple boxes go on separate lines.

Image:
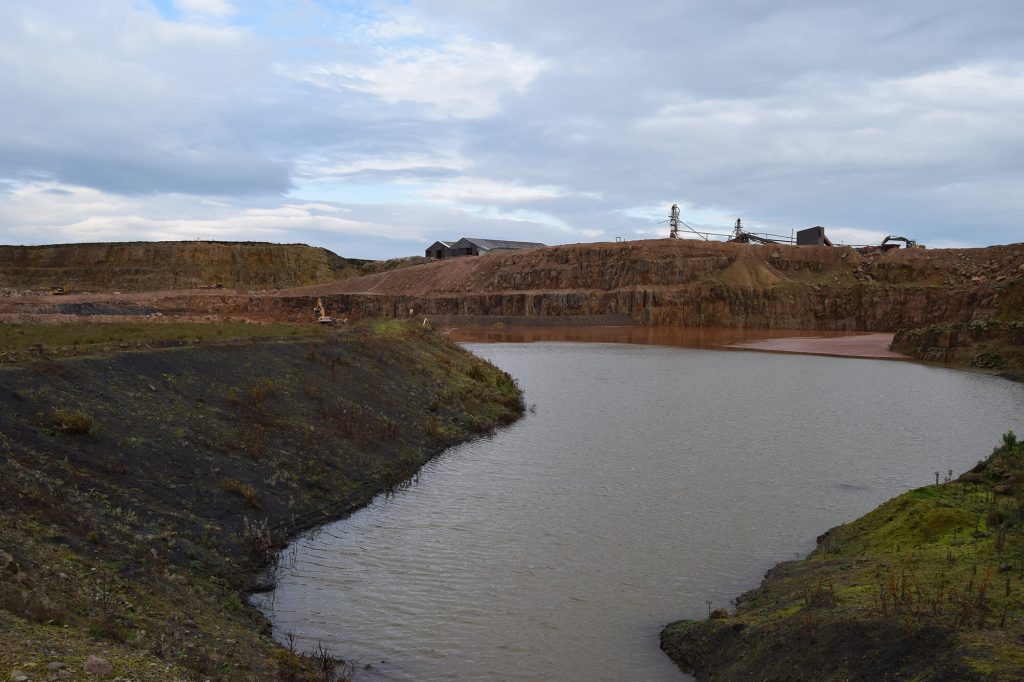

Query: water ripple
left=256, top=344, right=1024, bottom=681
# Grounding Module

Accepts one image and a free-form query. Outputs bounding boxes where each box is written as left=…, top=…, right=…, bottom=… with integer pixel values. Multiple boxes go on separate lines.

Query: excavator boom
left=315, top=298, right=335, bottom=325
left=881, top=235, right=919, bottom=249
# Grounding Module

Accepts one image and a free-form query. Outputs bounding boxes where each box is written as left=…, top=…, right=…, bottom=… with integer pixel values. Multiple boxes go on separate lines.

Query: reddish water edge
left=447, top=326, right=908, bottom=360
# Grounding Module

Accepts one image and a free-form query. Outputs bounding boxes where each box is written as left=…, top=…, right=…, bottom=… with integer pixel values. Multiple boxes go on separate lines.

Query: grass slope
left=0, top=321, right=524, bottom=681
left=662, top=433, right=1024, bottom=681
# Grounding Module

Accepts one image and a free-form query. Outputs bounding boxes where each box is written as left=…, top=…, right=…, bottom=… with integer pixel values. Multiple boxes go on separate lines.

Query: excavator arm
left=881, top=235, right=918, bottom=249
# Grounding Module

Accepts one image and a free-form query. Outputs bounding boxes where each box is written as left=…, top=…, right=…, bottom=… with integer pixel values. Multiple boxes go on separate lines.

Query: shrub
left=971, top=350, right=1006, bottom=369
left=466, top=363, right=489, bottom=383
left=241, top=516, right=277, bottom=564
left=222, top=478, right=260, bottom=507
left=52, top=407, right=95, bottom=435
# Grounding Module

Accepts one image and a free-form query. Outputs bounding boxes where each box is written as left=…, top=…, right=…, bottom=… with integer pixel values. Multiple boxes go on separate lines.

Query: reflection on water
left=256, top=343, right=1024, bottom=682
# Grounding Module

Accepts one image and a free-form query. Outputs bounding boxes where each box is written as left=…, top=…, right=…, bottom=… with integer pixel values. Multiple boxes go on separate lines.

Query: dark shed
left=796, top=226, right=833, bottom=246
left=425, top=241, right=455, bottom=259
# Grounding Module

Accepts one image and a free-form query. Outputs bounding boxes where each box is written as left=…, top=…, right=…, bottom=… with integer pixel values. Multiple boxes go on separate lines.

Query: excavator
left=314, top=298, right=335, bottom=325
left=881, top=235, right=923, bottom=250
left=858, top=235, right=925, bottom=254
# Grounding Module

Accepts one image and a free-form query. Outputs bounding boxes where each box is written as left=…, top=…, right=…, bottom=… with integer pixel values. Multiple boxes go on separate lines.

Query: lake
left=255, top=341, right=1024, bottom=681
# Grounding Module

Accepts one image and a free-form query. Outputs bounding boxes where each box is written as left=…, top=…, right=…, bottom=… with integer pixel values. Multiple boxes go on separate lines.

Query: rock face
left=4, top=239, right=1023, bottom=333
left=891, top=319, right=1024, bottom=372
left=0, top=241, right=362, bottom=292
left=293, top=239, right=1024, bottom=331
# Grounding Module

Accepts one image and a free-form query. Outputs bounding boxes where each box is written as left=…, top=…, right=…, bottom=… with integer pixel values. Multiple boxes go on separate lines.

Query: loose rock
left=0, top=549, right=18, bottom=575
left=83, top=655, right=113, bottom=678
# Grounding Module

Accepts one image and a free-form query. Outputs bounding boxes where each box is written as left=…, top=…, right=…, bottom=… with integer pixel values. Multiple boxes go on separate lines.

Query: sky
left=1, top=1, right=1022, bottom=259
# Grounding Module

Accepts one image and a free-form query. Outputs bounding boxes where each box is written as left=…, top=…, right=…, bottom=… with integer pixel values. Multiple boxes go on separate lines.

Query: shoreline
left=449, top=324, right=905, bottom=361
left=725, top=332, right=909, bottom=360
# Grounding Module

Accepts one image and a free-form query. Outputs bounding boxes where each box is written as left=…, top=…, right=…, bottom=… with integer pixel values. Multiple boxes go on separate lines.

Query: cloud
left=283, top=36, right=547, bottom=119
left=0, top=181, right=407, bottom=246
left=1, top=0, right=1023, bottom=254
left=173, top=0, right=234, bottom=18
left=0, top=180, right=571, bottom=258
left=296, top=151, right=470, bottom=180
left=418, top=178, right=573, bottom=204
left=0, top=2, right=282, bottom=196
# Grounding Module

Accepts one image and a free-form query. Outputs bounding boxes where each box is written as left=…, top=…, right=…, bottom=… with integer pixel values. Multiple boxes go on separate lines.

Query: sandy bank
left=727, top=332, right=907, bottom=359
left=450, top=325, right=905, bottom=360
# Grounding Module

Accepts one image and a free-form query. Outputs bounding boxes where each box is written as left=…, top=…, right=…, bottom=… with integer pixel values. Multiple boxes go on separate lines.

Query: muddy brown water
left=255, top=337, right=1024, bottom=681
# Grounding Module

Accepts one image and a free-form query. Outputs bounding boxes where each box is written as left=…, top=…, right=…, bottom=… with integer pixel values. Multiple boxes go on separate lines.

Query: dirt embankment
left=661, top=434, right=1024, bottom=681
left=0, top=241, right=366, bottom=293
left=0, top=323, right=524, bottom=681
left=4, top=239, right=1023, bottom=369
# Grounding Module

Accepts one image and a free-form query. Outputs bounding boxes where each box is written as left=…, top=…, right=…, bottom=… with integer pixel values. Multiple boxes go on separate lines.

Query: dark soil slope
left=0, top=322, right=523, bottom=680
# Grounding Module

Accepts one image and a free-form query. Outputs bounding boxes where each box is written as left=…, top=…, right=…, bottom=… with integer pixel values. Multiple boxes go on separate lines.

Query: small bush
left=0, top=587, right=68, bottom=625
left=466, top=363, right=489, bottom=383
left=249, top=378, right=276, bottom=404
left=972, top=350, right=1006, bottom=369
left=241, top=516, right=277, bottom=564
left=52, top=407, right=95, bottom=435
left=222, top=478, right=260, bottom=507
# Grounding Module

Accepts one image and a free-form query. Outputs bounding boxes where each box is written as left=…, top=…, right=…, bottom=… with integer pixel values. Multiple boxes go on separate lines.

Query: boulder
left=83, top=655, right=113, bottom=678
left=0, top=549, right=19, bottom=575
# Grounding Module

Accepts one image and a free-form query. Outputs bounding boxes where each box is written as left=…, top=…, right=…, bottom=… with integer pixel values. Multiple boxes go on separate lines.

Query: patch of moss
left=662, top=433, right=1024, bottom=681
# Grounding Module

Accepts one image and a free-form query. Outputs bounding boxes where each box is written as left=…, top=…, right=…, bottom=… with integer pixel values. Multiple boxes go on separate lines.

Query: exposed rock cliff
left=5, top=239, right=1023, bottom=334
left=891, top=318, right=1024, bottom=376
left=289, top=239, right=1024, bottom=331
left=0, top=241, right=362, bottom=292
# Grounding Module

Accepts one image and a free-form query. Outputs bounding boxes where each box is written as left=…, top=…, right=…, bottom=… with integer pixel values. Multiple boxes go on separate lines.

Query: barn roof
left=455, top=237, right=546, bottom=250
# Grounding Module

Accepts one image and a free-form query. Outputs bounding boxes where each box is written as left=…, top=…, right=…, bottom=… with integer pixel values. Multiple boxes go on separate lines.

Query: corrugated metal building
left=425, top=241, right=455, bottom=259
left=425, top=237, right=546, bottom=259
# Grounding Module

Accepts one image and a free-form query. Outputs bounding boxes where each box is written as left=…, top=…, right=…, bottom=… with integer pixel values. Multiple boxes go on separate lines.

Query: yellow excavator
left=314, top=298, right=335, bottom=325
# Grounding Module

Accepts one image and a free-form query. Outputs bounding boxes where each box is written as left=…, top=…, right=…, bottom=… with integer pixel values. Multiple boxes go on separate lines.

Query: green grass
left=370, top=318, right=415, bottom=338
left=663, top=433, right=1024, bottom=680
left=0, top=321, right=324, bottom=354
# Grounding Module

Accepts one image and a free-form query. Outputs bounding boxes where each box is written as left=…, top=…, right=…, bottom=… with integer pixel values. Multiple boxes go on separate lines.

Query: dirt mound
left=716, top=253, right=786, bottom=288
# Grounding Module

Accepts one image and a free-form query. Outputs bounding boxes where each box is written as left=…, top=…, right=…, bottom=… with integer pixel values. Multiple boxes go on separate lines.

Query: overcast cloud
left=0, top=0, right=1021, bottom=258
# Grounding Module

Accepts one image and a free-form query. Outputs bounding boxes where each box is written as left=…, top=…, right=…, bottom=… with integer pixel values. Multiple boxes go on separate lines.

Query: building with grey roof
left=425, top=237, right=546, bottom=259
